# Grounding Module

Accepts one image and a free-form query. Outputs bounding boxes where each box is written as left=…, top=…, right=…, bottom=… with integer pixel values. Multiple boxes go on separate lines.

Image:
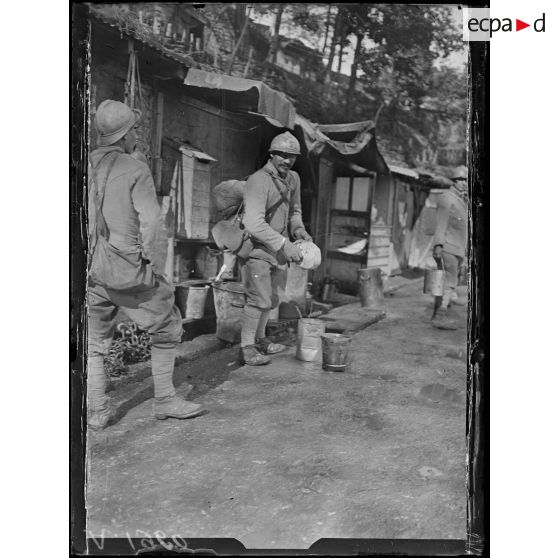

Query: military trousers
left=87, top=274, right=183, bottom=357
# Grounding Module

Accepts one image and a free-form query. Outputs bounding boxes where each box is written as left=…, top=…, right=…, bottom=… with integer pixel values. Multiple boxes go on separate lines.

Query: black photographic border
left=70, top=2, right=488, bottom=555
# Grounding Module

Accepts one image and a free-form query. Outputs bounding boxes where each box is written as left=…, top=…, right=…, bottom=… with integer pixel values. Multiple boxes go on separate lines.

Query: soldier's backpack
left=212, top=179, right=246, bottom=221
left=211, top=175, right=291, bottom=258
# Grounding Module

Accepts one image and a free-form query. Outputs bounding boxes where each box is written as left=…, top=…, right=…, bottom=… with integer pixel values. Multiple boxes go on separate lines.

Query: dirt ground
left=86, top=282, right=468, bottom=550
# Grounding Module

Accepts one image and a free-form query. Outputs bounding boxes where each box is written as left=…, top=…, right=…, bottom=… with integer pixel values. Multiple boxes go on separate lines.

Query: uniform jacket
left=242, top=161, right=304, bottom=265
left=89, top=146, right=162, bottom=263
left=432, top=184, right=467, bottom=257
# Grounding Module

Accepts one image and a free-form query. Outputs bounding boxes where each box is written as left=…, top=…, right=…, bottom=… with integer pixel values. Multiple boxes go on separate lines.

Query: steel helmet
left=269, top=132, right=301, bottom=156
left=94, top=99, right=141, bottom=146
left=451, top=165, right=468, bottom=181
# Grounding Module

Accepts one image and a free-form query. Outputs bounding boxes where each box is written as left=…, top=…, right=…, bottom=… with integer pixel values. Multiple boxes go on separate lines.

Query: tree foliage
left=225, top=4, right=467, bottom=163
left=358, top=6, right=462, bottom=112
left=256, top=4, right=465, bottom=121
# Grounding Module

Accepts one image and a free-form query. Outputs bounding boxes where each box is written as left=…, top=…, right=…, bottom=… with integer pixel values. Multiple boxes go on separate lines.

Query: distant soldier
left=431, top=168, right=468, bottom=329
left=87, top=100, right=205, bottom=430
left=239, top=132, right=312, bottom=365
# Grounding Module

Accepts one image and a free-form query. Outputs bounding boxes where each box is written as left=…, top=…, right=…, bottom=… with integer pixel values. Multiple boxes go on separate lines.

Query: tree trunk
left=336, top=42, right=344, bottom=73
left=346, top=32, right=364, bottom=115
left=322, top=5, right=332, bottom=54
left=326, top=6, right=342, bottom=74
left=269, top=4, right=284, bottom=65
left=243, top=46, right=254, bottom=78
left=226, top=5, right=252, bottom=75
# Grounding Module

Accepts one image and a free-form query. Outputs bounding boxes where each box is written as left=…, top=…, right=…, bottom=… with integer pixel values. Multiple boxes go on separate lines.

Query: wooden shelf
left=330, top=209, right=369, bottom=218
left=327, top=249, right=366, bottom=263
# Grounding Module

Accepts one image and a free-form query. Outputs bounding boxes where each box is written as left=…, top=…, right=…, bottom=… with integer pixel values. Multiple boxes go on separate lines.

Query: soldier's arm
left=433, top=191, right=450, bottom=248
left=130, top=163, right=162, bottom=262
left=243, top=174, right=285, bottom=252
left=288, top=172, right=305, bottom=235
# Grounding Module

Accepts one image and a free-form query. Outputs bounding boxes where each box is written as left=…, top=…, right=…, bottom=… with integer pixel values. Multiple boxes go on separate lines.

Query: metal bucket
left=321, top=333, right=352, bottom=372
left=423, top=269, right=446, bottom=296
left=296, top=319, right=326, bottom=362
left=358, top=267, right=384, bottom=308
left=175, top=282, right=210, bottom=320
left=221, top=251, right=237, bottom=280
left=212, top=281, right=246, bottom=343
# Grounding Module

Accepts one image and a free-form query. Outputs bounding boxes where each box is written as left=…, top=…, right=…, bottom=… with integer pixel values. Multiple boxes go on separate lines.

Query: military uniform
left=87, top=146, right=183, bottom=358
left=241, top=161, right=304, bottom=311
left=432, top=184, right=468, bottom=307
left=86, top=99, right=204, bottom=429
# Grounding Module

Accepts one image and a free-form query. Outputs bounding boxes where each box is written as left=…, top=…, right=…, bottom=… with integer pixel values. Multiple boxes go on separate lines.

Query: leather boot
left=153, top=395, right=205, bottom=420
left=238, top=345, right=271, bottom=366
left=88, top=406, right=114, bottom=431
left=256, top=337, right=288, bottom=355
left=432, top=308, right=458, bottom=330
left=449, top=291, right=466, bottom=306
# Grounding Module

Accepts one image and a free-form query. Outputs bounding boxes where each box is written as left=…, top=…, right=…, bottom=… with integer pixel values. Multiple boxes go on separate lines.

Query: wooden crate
left=176, top=146, right=216, bottom=240
left=367, top=225, right=392, bottom=276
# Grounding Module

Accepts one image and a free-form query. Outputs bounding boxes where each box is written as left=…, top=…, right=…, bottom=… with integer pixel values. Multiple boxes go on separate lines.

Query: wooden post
left=314, top=158, right=335, bottom=284
left=152, top=90, right=164, bottom=192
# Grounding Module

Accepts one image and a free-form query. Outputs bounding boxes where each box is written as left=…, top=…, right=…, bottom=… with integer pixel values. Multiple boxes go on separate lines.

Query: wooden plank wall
left=313, top=158, right=335, bottom=284
left=367, top=225, right=392, bottom=276
left=161, top=84, right=262, bottom=189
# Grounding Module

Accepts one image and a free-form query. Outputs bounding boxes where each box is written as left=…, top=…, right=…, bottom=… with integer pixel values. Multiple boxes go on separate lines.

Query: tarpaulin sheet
left=390, top=165, right=420, bottom=180
left=296, top=115, right=390, bottom=175
left=183, top=70, right=390, bottom=175
left=184, top=69, right=296, bottom=129
left=317, top=120, right=375, bottom=139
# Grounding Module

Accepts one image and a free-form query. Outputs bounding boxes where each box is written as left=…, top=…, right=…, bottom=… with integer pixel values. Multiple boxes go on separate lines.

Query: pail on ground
left=358, top=267, right=384, bottom=308
left=321, top=333, right=351, bottom=372
left=174, top=282, right=210, bottom=320
left=212, top=281, right=246, bottom=343
left=423, top=269, right=446, bottom=296
left=296, top=319, right=326, bottom=362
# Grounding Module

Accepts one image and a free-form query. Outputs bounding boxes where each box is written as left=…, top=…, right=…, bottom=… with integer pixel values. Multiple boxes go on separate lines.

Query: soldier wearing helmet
left=239, top=131, right=312, bottom=366
left=431, top=168, right=468, bottom=330
left=87, top=99, right=205, bottom=430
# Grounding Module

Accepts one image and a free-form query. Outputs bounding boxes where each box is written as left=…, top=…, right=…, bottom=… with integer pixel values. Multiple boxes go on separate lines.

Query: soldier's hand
left=432, top=245, right=443, bottom=260
left=293, top=228, right=312, bottom=242
left=281, top=240, right=303, bottom=263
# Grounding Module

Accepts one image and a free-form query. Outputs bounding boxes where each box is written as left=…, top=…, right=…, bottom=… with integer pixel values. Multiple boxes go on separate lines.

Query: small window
left=333, top=177, right=351, bottom=209
left=333, top=176, right=373, bottom=212
left=351, top=177, right=370, bottom=211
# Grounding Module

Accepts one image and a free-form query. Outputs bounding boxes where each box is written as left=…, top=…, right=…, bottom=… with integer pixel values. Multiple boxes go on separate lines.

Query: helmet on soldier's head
left=451, top=165, right=468, bottom=181
left=94, top=99, right=141, bottom=146
left=269, top=132, right=301, bottom=155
